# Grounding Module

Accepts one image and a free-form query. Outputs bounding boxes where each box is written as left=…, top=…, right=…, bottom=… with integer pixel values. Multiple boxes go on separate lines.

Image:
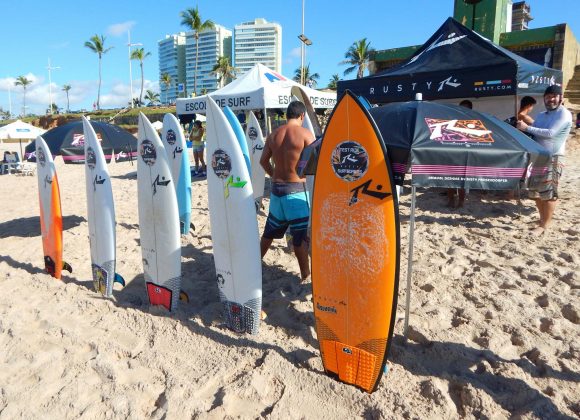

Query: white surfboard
left=206, top=97, right=262, bottom=334
left=83, top=116, right=124, bottom=296
left=137, top=113, right=183, bottom=312
left=161, top=113, right=192, bottom=235
left=245, top=112, right=266, bottom=203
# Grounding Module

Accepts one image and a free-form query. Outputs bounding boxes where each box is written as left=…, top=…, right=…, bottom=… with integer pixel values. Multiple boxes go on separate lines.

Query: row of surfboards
left=36, top=103, right=269, bottom=330
left=35, top=90, right=400, bottom=393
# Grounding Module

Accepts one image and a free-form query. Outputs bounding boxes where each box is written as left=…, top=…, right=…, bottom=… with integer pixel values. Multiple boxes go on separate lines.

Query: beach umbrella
left=24, top=120, right=137, bottom=164
left=368, top=100, right=551, bottom=191
left=366, top=98, right=551, bottom=339
left=0, top=120, right=46, bottom=159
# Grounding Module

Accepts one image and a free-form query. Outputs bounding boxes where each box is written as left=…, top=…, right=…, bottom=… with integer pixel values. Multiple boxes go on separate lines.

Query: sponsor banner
left=177, top=91, right=336, bottom=115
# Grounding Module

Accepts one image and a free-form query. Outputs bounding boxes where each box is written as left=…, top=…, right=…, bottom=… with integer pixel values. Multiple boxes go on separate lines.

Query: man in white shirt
left=517, top=85, right=572, bottom=235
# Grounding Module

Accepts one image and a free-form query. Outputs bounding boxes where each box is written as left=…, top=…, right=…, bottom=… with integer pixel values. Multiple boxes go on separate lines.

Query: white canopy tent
left=176, top=64, right=337, bottom=131
left=0, top=120, right=46, bottom=143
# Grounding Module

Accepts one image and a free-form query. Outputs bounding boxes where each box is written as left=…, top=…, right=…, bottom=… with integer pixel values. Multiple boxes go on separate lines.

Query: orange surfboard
left=311, top=90, right=400, bottom=393
left=36, top=136, right=71, bottom=279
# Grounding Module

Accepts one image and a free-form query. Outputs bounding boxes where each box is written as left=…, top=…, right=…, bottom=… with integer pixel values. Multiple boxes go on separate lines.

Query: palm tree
left=14, top=76, right=32, bottom=116
left=340, top=38, right=375, bottom=79
left=160, top=73, right=172, bottom=103
left=180, top=6, right=214, bottom=96
left=327, top=74, right=340, bottom=90
left=130, top=47, right=152, bottom=106
left=62, top=84, right=71, bottom=113
left=211, top=56, right=236, bottom=88
left=293, top=64, right=319, bottom=87
left=144, top=90, right=160, bottom=106
left=84, top=34, right=113, bottom=110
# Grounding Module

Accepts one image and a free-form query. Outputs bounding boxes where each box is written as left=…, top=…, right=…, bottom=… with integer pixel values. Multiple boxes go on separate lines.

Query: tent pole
left=403, top=185, right=417, bottom=342
left=263, top=106, right=269, bottom=137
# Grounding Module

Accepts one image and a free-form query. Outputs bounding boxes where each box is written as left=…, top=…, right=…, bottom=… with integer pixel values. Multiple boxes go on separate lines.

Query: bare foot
left=530, top=226, right=545, bottom=236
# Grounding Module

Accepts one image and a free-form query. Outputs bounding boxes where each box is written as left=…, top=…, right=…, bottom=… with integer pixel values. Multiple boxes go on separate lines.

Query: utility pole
left=47, top=58, right=60, bottom=115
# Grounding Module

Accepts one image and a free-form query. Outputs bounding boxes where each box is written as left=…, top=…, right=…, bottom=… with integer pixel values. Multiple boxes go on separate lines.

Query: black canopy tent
left=338, top=17, right=562, bottom=105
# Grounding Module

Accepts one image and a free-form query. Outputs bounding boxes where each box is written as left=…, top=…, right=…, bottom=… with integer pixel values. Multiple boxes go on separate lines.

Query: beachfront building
left=158, top=33, right=186, bottom=105
left=234, top=18, right=282, bottom=76
left=368, top=0, right=580, bottom=99
left=184, top=25, right=233, bottom=96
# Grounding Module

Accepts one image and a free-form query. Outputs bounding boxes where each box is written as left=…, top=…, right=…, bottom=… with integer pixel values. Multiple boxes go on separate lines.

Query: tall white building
left=158, top=33, right=186, bottom=105
left=185, top=24, right=232, bottom=96
left=234, top=18, right=282, bottom=76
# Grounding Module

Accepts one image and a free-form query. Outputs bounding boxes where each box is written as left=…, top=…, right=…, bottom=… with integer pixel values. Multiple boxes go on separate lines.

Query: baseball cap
left=544, top=85, right=562, bottom=96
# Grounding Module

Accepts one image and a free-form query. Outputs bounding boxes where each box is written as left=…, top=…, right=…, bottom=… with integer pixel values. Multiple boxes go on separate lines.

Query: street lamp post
left=127, top=30, right=143, bottom=108
left=298, top=0, right=312, bottom=86
left=47, top=58, right=60, bottom=115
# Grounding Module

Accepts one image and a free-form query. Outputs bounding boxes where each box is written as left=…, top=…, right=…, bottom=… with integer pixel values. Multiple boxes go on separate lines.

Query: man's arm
left=260, top=136, right=274, bottom=177
left=520, top=110, right=572, bottom=139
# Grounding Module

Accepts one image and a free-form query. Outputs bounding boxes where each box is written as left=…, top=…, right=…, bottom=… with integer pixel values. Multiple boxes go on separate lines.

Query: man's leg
left=535, top=198, right=545, bottom=226
left=260, top=236, right=274, bottom=258
left=540, top=199, right=557, bottom=229
left=293, top=241, right=310, bottom=281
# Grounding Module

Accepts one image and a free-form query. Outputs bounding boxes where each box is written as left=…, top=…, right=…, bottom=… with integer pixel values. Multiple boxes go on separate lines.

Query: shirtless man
left=260, top=101, right=314, bottom=280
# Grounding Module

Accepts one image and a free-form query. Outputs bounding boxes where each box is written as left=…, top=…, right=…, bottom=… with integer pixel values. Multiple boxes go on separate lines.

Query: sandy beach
left=0, top=124, right=579, bottom=418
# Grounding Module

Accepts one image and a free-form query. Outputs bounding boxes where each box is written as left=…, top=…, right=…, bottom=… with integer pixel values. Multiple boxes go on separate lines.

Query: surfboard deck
left=206, top=97, right=262, bottom=334
left=36, top=136, right=70, bottom=279
left=83, top=116, right=124, bottom=296
left=161, top=113, right=192, bottom=235
left=137, top=113, right=182, bottom=312
left=311, top=90, right=400, bottom=393
left=245, top=112, right=266, bottom=203
left=223, top=106, right=251, bottom=174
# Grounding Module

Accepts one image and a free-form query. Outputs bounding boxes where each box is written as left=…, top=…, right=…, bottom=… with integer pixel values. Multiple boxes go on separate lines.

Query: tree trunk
left=23, top=89, right=26, bottom=116
left=97, top=54, right=102, bottom=110
left=140, top=61, right=144, bottom=105
left=194, top=33, right=199, bottom=96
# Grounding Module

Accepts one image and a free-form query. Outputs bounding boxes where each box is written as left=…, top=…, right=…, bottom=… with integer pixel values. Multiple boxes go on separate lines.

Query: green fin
left=62, top=262, right=72, bottom=273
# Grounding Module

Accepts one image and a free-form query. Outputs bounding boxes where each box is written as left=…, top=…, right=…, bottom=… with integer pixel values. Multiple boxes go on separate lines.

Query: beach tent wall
left=337, top=17, right=562, bottom=104
left=176, top=64, right=337, bottom=116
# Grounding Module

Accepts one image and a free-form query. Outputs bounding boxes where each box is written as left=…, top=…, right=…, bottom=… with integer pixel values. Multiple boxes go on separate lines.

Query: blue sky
left=0, top=0, right=578, bottom=115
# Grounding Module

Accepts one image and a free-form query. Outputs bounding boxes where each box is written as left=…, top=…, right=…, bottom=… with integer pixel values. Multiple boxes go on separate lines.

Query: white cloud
left=289, top=47, right=302, bottom=58
left=100, top=79, right=159, bottom=108
left=107, top=21, right=136, bottom=37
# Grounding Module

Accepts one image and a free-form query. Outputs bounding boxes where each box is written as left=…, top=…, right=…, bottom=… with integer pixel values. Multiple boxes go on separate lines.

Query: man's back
left=266, top=123, right=313, bottom=183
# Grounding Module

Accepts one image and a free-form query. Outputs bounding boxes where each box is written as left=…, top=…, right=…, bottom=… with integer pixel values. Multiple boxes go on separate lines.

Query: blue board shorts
left=263, top=182, right=310, bottom=247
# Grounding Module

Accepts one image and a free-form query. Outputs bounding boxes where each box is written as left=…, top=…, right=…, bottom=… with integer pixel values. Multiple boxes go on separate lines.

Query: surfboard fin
left=190, top=222, right=196, bottom=232
left=62, top=261, right=72, bottom=273
left=179, top=290, right=190, bottom=302
left=114, top=273, right=126, bottom=287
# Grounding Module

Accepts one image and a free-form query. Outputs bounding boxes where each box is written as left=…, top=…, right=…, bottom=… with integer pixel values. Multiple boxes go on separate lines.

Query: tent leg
left=403, top=186, right=417, bottom=342
left=263, top=106, right=269, bottom=137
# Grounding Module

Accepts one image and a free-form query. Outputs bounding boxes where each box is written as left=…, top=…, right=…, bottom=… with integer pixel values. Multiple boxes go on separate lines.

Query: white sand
left=0, top=128, right=578, bottom=419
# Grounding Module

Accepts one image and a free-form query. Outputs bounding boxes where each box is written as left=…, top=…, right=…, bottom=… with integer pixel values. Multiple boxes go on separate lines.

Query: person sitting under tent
left=517, top=85, right=572, bottom=235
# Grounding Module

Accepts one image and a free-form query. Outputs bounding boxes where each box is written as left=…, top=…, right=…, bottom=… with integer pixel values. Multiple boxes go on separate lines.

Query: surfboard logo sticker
left=349, top=179, right=392, bottom=206
left=38, top=148, right=46, bottom=167
left=211, top=149, right=232, bottom=179
left=331, top=141, right=369, bottom=182
left=248, top=127, right=258, bottom=141
left=86, top=147, right=97, bottom=170
left=140, top=140, right=157, bottom=166
left=166, top=129, right=177, bottom=145
left=92, top=264, right=108, bottom=294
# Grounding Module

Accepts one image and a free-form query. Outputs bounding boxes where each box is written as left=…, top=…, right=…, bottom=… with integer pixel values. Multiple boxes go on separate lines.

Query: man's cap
left=544, top=85, right=562, bottom=96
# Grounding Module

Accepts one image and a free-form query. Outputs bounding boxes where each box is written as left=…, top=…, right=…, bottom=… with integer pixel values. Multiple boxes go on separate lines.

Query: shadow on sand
left=0, top=215, right=85, bottom=239
left=389, top=336, right=577, bottom=418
